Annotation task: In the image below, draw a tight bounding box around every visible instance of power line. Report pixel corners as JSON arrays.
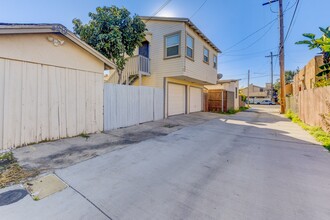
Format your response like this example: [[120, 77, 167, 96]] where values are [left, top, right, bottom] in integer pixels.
[[221, 47, 278, 57], [153, 0, 172, 16], [221, 1, 297, 56], [190, 0, 208, 19], [284, 0, 300, 42], [284, 0, 298, 12], [225, 20, 277, 54], [221, 17, 278, 54], [240, 74, 271, 80], [145, 0, 173, 23]]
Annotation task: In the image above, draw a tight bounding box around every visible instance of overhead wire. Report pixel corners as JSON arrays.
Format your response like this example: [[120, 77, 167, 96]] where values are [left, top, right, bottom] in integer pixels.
[[284, 0, 300, 42], [284, 0, 298, 12], [223, 20, 277, 54], [273, 0, 300, 73], [145, 0, 173, 23], [190, 0, 209, 19], [221, 1, 297, 57], [220, 17, 278, 54]]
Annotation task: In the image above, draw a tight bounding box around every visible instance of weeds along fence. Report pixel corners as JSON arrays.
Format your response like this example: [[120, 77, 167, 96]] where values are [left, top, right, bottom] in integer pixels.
[[104, 84, 164, 131]]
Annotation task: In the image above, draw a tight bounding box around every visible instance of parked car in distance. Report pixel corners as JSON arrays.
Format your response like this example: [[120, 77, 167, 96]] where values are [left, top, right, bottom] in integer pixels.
[[257, 100, 276, 105]]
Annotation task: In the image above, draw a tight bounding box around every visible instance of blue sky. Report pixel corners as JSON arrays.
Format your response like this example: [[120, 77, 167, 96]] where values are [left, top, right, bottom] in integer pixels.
[[1, 0, 329, 87]]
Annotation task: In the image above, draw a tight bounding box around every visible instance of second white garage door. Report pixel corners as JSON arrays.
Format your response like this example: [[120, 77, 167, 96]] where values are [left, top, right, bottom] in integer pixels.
[[189, 87, 202, 113], [168, 83, 186, 116]]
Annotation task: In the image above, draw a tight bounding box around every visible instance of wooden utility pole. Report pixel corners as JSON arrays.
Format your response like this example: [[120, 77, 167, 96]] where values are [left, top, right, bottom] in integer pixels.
[[279, 0, 286, 113], [263, 0, 286, 113], [265, 52, 278, 102], [247, 70, 250, 107]]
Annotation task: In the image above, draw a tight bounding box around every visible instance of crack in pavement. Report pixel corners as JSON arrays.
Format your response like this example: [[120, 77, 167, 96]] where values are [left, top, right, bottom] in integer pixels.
[[54, 173, 113, 220]]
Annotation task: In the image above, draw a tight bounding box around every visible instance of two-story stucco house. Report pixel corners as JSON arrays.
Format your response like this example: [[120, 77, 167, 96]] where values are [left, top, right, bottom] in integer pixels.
[[105, 16, 221, 117]]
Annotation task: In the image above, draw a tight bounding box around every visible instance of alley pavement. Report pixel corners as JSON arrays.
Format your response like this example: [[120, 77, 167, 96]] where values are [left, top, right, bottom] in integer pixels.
[[1, 106, 330, 220]]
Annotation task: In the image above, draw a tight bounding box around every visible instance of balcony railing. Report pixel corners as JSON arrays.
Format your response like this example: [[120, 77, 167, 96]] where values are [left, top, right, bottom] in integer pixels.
[[105, 55, 150, 85], [138, 55, 150, 74]]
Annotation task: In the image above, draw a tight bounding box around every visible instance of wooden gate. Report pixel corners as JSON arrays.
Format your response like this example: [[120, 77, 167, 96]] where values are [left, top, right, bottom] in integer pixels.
[[205, 89, 228, 112]]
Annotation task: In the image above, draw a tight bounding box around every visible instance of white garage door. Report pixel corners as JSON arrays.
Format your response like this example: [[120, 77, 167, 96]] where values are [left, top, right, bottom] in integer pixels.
[[190, 87, 202, 113], [168, 83, 186, 116]]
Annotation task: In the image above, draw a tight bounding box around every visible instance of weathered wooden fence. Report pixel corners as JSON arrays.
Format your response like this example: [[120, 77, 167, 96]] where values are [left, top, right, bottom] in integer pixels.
[[204, 89, 234, 112], [104, 84, 164, 131], [0, 58, 104, 151], [286, 86, 330, 131]]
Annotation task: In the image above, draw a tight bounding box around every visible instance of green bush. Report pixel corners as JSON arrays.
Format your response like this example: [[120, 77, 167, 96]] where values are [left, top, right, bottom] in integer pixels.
[[219, 106, 249, 115], [239, 106, 249, 111], [227, 108, 237, 114]]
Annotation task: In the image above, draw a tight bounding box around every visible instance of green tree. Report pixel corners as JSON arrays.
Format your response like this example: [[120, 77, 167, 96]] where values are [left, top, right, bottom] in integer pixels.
[[296, 27, 330, 77], [274, 78, 280, 91], [285, 68, 299, 84], [72, 6, 146, 84]]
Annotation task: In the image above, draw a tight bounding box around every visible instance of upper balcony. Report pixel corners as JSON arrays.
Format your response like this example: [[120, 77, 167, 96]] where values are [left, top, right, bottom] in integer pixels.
[[105, 55, 150, 84], [125, 55, 150, 76]]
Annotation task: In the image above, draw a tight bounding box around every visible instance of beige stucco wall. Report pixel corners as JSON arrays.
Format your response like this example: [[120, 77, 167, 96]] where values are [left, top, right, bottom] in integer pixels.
[[0, 33, 105, 73]]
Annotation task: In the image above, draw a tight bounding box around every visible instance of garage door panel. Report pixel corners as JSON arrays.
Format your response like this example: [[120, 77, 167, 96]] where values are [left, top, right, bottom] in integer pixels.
[[190, 87, 202, 113], [168, 83, 186, 116]]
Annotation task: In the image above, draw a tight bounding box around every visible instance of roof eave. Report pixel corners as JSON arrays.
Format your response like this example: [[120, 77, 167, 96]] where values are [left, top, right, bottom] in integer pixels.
[[139, 16, 221, 53]]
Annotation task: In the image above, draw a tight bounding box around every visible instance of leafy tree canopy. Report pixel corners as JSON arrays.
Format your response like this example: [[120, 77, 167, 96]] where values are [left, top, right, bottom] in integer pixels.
[[72, 6, 146, 83], [285, 69, 299, 84], [296, 26, 330, 77]]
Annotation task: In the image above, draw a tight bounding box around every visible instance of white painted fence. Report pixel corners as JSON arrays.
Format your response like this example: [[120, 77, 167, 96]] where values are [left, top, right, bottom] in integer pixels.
[[104, 84, 164, 131], [0, 58, 104, 151]]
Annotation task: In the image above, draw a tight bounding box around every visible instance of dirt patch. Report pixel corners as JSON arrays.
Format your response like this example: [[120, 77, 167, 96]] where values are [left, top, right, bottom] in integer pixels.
[[0, 152, 39, 188], [163, 124, 179, 128]]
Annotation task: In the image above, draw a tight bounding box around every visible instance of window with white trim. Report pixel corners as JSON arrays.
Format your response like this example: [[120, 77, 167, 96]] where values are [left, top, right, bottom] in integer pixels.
[[186, 34, 194, 59], [165, 33, 180, 58], [203, 47, 209, 63], [213, 55, 217, 69]]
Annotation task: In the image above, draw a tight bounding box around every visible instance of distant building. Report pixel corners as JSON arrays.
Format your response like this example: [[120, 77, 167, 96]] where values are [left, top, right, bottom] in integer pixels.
[[240, 83, 273, 104]]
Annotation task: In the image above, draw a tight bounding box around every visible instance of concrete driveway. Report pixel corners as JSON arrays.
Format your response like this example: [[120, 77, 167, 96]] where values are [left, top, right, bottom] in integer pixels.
[[1, 106, 330, 220]]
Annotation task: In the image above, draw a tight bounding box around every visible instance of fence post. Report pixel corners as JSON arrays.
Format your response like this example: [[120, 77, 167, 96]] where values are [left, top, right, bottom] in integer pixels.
[[221, 90, 224, 113]]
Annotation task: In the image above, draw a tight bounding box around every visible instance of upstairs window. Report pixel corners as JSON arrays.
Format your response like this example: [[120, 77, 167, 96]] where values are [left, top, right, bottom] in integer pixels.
[[213, 55, 217, 69], [203, 47, 209, 64], [165, 32, 180, 58], [186, 34, 194, 59]]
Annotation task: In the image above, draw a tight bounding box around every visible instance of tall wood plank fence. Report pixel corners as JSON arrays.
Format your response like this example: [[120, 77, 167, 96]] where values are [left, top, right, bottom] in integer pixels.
[[204, 90, 234, 112], [286, 86, 330, 131], [0, 58, 103, 151], [104, 84, 164, 131]]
